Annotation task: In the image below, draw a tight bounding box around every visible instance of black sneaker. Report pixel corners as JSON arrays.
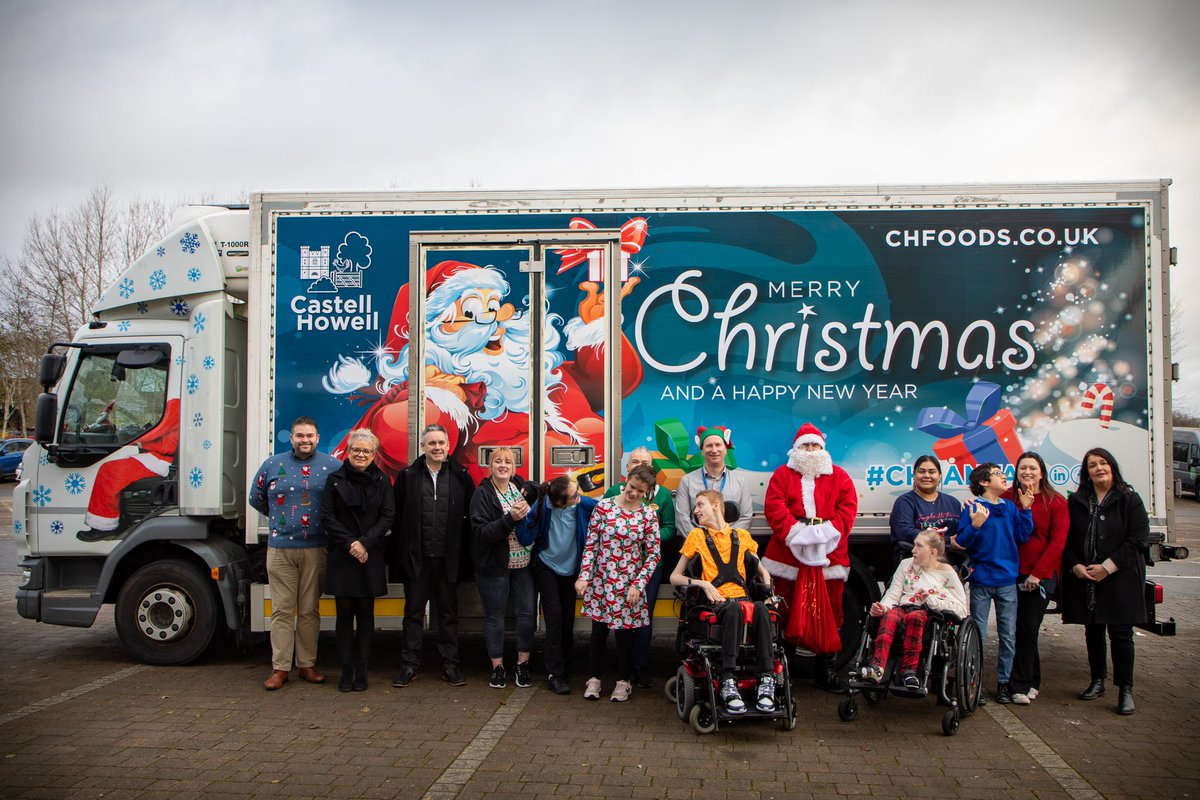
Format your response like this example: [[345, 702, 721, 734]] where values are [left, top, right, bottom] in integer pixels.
[[547, 674, 571, 695], [391, 667, 416, 688], [515, 661, 532, 688], [442, 666, 466, 687], [634, 671, 654, 690], [489, 665, 507, 689], [995, 684, 1013, 704]]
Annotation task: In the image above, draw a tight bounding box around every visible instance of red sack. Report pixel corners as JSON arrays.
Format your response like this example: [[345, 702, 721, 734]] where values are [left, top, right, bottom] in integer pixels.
[[783, 564, 841, 654]]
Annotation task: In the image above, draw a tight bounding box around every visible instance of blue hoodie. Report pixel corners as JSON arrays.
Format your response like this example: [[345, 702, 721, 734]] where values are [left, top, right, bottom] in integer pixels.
[[955, 497, 1033, 587]]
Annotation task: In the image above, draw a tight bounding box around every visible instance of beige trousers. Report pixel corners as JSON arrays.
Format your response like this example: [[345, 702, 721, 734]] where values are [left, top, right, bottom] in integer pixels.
[[267, 546, 327, 671]]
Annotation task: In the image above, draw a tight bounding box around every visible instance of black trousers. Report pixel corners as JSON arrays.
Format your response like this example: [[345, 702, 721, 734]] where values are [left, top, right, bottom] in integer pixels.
[[718, 600, 775, 677], [1009, 586, 1050, 694], [334, 596, 374, 668], [588, 621, 635, 681], [402, 556, 459, 669], [533, 558, 577, 679], [1085, 623, 1135, 688]]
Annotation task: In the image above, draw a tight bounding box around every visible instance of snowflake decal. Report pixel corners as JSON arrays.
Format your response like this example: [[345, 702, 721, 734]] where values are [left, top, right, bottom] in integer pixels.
[[156, 245, 166, 257], [39, 452, 49, 466], [13, 520, 21, 535], [137, 302, 149, 315], [180, 232, 201, 254], [202, 439, 212, 450], [50, 520, 64, 536], [149, 269, 167, 291], [193, 412, 204, 428], [119, 277, 136, 299], [117, 321, 131, 332], [170, 297, 189, 317], [192, 311, 206, 333], [174, 355, 186, 366], [33, 485, 52, 507], [202, 355, 215, 370], [65, 473, 87, 495], [189, 467, 204, 488], [187, 267, 202, 283], [187, 374, 200, 394]]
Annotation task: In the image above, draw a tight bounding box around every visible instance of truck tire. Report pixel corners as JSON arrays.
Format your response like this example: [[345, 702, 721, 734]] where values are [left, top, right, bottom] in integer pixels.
[[115, 559, 221, 665]]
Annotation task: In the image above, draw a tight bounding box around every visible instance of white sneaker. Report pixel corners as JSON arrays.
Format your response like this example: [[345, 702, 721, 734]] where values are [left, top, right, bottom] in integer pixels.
[[720, 678, 746, 714], [756, 674, 777, 712], [1027, 687, 1039, 701], [610, 680, 632, 702], [583, 677, 602, 701], [1011, 692, 1031, 705]]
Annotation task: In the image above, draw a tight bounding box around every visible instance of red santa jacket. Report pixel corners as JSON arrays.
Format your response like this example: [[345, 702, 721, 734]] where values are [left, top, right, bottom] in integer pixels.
[[762, 463, 858, 581]]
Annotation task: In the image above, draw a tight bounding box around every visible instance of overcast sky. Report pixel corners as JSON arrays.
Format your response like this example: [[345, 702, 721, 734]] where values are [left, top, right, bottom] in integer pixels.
[[2, 0, 1199, 407]]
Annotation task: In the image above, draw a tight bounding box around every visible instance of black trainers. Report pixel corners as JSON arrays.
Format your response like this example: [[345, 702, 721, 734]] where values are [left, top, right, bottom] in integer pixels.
[[634, 671, 654, 690], [391, 666, 416, 688], [514, 661, 532, 688], [995, 683, 1013, 704], [489, 665, 507, 689], [901, 672, 920, 691]]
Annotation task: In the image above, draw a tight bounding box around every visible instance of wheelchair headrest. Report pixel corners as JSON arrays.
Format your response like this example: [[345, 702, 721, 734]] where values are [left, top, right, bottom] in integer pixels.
[[723, 500, 741, 524]]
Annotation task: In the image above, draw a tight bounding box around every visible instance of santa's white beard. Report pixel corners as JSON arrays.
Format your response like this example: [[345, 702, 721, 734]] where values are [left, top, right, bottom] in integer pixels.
[[788, 447, 833, 477]]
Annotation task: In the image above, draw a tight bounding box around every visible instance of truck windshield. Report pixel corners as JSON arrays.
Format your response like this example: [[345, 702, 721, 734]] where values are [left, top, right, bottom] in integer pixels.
[[60, 347, 170, 446]]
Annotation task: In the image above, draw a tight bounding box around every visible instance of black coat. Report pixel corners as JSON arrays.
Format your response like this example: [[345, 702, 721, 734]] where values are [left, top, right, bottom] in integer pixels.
[[1060, 486, 1148, 626], [322, 462, 394, 598], [469, 475, 534, 578], [391, 456, 474, 584]]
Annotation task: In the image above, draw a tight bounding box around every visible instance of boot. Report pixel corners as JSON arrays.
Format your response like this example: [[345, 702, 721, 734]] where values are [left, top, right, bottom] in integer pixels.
[[353, 663, 368, 692], [338, 665, 354, 693], [1116, 686, 1135, 715], [813, 654, 848, 694], [1079, 678, 1106, 700]]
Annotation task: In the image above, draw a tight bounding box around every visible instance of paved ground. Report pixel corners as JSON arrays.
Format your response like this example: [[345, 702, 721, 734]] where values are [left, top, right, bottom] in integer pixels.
[[1, 488, 1198, 799]]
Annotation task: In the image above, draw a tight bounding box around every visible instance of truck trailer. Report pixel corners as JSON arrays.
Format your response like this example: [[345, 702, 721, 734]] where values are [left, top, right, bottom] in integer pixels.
[[13, 182, 1184, 665]]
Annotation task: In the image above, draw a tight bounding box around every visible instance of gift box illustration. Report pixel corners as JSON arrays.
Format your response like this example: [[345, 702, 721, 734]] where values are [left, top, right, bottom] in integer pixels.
[[650, 418, 737, 490], [916, 382, 1023, 468]]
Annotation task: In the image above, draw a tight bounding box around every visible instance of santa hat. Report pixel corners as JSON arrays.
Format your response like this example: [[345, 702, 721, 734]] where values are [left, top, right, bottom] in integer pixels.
[[696, 425, 733, 449], [385, 260, 503, 353], [792, 422, 825, 448]]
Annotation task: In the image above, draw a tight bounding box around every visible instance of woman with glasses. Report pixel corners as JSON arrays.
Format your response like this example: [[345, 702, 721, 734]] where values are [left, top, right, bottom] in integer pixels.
[[1061, 448, 1148, 715], [321, 429, 394, 692]]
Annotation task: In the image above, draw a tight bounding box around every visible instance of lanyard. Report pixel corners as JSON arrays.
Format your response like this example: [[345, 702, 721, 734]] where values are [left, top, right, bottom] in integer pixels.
[[701, 470, 727, 492]]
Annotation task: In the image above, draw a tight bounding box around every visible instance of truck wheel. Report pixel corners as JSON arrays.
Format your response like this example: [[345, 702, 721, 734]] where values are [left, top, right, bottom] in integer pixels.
[[115, 559, 221, 665]]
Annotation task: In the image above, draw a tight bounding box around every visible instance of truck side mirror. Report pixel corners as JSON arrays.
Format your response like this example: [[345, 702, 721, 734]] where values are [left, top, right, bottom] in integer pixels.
[[38, 353, 66, 389], [34, 392, 58, 445]]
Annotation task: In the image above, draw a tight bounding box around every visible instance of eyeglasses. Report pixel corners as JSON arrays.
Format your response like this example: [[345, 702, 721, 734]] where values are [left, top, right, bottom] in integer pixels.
[[349, 448, 375, 456]]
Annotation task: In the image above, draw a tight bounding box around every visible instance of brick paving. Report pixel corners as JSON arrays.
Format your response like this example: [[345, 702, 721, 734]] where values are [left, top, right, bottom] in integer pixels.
[[1, 496, 1198, 798]]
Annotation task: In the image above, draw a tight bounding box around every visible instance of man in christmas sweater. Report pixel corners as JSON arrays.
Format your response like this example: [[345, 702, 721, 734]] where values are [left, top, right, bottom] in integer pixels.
[[762, 423, 859, 692], [249, 416, 341, 690], [324, 260, 643, 483]]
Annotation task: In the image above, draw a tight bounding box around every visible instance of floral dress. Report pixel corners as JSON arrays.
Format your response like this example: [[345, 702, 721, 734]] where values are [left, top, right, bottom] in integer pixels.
[[578, 498, 660, 628]]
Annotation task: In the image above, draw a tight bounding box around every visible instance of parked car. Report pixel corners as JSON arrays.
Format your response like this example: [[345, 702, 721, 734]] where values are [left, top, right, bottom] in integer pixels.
[[0, 438, 33, 481], [1175, 427, 1200, 499]]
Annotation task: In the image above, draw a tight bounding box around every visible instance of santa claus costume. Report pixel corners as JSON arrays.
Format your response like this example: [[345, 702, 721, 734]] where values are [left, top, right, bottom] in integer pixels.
[[762, 423, 859, 688]]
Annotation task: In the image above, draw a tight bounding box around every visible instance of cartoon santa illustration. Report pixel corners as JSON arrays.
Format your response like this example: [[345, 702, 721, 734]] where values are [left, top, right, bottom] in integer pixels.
[[325, 258, 643, 483]]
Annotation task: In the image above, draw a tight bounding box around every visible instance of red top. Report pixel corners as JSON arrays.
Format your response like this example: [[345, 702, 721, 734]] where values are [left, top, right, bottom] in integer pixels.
[[1002, 488, 1068, 580]]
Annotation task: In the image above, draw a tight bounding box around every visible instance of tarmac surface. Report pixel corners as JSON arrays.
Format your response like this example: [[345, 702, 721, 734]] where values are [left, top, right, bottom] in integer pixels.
[[1, 487, 1199, 799]]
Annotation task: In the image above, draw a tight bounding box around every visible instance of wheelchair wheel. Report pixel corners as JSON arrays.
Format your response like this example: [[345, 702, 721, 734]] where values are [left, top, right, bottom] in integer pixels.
[[664, 674, 678, 704], [954, 617, 983, 716], [942, 709, 960, 736], [837, 697, 858, 722], [689, 702, 717, 735], [676, 668, 696, 721]]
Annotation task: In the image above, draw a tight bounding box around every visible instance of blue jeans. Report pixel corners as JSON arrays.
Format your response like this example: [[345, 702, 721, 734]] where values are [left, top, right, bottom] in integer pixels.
[[969, 582, 1018, 686], [476, 566, 536, 660]]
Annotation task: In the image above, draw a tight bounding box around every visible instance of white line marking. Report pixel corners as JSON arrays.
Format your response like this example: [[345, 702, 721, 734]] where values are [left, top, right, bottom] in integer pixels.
[[421, 688, 535, 800], [0, 664, 150, 727], [982, 702, 1102, 799]]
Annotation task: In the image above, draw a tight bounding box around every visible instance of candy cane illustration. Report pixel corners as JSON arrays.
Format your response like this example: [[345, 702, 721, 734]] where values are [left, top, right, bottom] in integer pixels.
[[1080, 382, 1114, 429]]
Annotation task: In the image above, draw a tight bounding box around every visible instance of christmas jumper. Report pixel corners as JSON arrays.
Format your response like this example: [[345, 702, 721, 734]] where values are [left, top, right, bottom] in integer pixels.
[[880, 557, 968, 618], [249, 450, 341, 548]]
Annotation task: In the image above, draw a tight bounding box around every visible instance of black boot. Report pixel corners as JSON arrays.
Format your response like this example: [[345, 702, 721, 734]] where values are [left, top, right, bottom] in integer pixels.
[[1079, 678, 1106, 700], [813, 654, 848, 694], [353, 663, 368, 692], [338, 665, 354, 693], [1116, 686, 1135, 715]]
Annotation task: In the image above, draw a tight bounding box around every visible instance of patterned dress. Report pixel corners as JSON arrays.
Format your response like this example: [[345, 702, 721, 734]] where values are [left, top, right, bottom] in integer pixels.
[[579, 498, 660, 628]]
